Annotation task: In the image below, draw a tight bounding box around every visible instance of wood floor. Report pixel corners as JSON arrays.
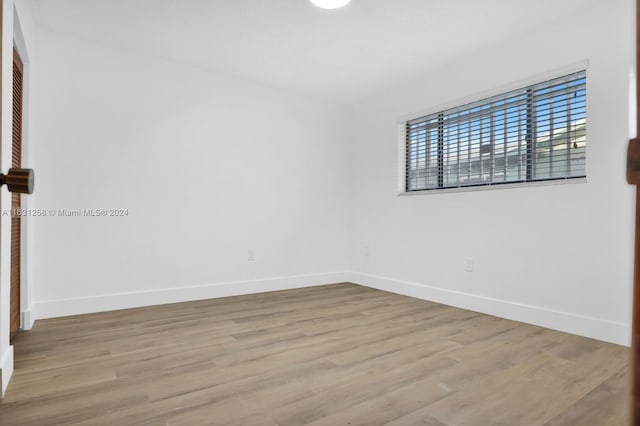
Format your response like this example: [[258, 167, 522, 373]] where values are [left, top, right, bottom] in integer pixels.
[[0, 283, 630, 425]]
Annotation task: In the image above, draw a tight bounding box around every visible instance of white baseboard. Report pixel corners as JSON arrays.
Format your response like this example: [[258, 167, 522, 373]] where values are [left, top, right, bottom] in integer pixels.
[[33, 271, 349, 320], [0, 345, 14, 397], [349, 272, 631, 347], [21, 310, 34, 331], [29, 270, 630, 346]]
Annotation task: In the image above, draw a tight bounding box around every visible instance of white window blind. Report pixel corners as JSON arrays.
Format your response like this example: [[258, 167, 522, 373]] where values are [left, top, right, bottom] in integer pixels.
[[405, 71, 586, 192]]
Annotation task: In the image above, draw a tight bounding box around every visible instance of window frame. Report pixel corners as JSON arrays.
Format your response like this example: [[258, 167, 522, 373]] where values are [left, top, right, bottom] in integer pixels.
[[398, 63, 589, 195]]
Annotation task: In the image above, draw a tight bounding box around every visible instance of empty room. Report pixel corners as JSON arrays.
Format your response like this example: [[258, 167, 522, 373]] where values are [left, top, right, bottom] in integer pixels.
[[0, 0, 637, 424]]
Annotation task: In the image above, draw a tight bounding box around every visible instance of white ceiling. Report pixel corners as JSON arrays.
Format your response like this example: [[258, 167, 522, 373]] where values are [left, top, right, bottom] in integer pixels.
[[30, 0, 601, 104]]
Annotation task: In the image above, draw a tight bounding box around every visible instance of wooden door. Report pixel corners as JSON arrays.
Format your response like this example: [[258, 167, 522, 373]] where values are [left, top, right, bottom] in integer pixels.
[[10, 48, 23, 340]]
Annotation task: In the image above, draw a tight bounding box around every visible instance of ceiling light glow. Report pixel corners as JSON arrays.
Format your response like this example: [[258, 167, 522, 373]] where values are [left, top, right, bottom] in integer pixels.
[[310, 0, 351, 9]]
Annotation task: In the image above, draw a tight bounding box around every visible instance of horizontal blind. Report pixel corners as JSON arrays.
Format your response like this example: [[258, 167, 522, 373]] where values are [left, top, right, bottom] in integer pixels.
[[405, 71, 586, 192]]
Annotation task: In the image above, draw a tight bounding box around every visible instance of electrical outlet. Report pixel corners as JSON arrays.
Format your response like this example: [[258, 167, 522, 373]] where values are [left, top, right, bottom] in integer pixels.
[[248, 250, 255, 262], [364, 246, 371, 257], [464, 257, 473, 272]]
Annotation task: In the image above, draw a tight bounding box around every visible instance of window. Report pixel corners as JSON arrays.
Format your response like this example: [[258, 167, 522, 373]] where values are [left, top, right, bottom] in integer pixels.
[[404, 71, 586, 192]]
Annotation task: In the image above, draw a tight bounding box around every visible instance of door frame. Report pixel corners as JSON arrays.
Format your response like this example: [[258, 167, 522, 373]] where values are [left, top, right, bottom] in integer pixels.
[[630, 0, 639, 422], [0, 0, 34, 396], [11, 5, 31, 332]]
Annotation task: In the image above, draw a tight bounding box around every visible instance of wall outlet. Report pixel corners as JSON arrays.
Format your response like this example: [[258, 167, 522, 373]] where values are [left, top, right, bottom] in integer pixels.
[[364, 246, 371, 257], [464, 257, 473, 272], [248, 250, 255, 262]]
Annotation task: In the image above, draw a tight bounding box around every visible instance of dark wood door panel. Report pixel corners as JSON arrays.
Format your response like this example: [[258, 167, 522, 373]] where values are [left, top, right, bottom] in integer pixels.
[[10, 48, 23, 341]]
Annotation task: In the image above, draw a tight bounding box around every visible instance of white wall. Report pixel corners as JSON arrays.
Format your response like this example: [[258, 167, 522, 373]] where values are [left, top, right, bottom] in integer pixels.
[[348, 0, 634, 346], [31, 30, 350, 319]]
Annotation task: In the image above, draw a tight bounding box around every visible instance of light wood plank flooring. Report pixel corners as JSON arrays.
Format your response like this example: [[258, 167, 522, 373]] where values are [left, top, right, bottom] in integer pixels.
[[0, 283, 630, 425]]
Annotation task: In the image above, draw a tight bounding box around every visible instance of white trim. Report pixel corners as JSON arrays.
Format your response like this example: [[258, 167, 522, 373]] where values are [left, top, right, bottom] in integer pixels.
[[33, 272, 349, 320], [396, 60, 590, 124], [397, 122, 407, 194], [20, 310, 33, 331], [0, 345, 13, 397], [12, 8, 28, 62], [349, 272, 630, 347], [398, 177, 587, 196]]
